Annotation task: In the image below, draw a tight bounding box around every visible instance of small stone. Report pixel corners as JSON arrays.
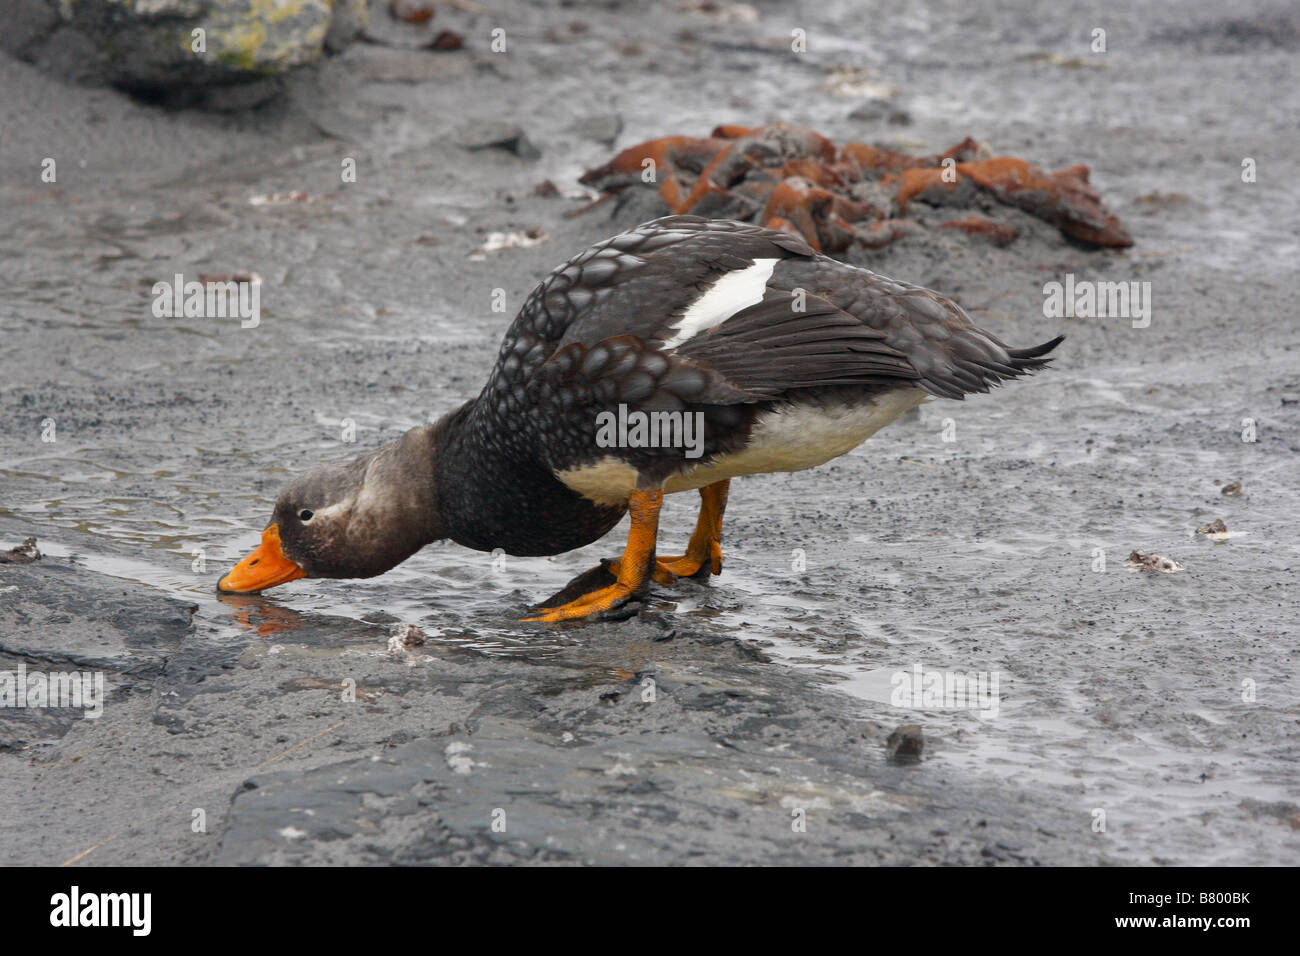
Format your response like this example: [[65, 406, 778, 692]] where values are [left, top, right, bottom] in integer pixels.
[[1126, 550, 1184, 573], [426, 30, 464, 51], [389, 0, 435, 23], [470, 228, 549, 258], [197, 271, 262, 286], [569, 113, 624, 147], [679, 1, 760, 23], [0, 537, 40, 564], [886, 724, 924, 764], [387, 624, 427, 651], [1195, 518, 1229, 537], [848, 97, 912, 126], [456, 122, 541, 160]]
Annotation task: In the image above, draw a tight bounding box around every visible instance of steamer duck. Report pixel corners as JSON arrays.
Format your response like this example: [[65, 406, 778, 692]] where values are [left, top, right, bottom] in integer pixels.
[[218, 216, 1062, 621]]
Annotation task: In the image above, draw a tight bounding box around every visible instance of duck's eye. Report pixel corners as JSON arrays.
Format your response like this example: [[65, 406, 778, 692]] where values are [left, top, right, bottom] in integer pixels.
[[298, 509, 314, 522]]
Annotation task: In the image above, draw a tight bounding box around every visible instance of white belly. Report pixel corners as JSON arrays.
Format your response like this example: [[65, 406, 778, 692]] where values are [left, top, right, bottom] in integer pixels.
[[556, 389, 927, 506]]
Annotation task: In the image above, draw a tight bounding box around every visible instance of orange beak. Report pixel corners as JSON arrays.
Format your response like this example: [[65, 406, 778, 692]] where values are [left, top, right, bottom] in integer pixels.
[[217, 524, 305, 593]]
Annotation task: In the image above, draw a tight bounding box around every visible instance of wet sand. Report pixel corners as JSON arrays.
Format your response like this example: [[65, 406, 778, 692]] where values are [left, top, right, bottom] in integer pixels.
[[1, 0, 1298, 865]]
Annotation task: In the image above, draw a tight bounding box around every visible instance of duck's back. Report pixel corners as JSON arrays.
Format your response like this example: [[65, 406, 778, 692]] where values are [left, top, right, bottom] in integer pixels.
[[440, 215, 1060, 551]]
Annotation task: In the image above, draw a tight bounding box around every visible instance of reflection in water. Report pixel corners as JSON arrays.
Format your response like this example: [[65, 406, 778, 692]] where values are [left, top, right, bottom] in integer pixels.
[[217, 591, 307, 638]]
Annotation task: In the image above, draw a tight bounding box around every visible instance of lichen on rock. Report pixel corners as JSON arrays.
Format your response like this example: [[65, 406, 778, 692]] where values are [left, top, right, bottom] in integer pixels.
[[8, 0, 367, 98]]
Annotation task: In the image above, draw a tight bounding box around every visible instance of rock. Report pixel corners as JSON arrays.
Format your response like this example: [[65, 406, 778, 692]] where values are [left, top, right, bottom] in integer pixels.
[[426, 30, 465, 51], [1126, 550, 1184, 573], [1195, 518, 1229, 537], [456, 121, 542, 160], [0, 560, 197, 748], [569, 113, 624, 148], [9, 0, 368, 97], [0, 537, 40, 564], [387, 623, 427, 651], [387, 0, 434, 24], [848, 97, 913, 126], [886, 724, 924, 764], [469, 227, 548, 259]]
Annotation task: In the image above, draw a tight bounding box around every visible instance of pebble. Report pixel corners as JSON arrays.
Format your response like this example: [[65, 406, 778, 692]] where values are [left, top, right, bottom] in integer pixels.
[[887, 724, 924, 764]]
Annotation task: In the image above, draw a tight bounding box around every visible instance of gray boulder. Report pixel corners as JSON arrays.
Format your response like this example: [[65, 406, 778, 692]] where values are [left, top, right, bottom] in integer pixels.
[[1, 0, 368, 96]]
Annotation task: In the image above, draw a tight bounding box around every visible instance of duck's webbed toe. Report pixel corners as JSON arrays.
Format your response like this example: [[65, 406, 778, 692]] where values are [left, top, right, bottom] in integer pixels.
[[656, 550, 720, 580], [525, 570, 646, 623], [522, 489, 664, 623], [527, 559, 639, 620]]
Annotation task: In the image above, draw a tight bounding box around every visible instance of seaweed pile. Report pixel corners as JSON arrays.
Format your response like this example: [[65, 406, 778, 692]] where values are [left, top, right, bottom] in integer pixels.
[[579, 123, 1132, 254]]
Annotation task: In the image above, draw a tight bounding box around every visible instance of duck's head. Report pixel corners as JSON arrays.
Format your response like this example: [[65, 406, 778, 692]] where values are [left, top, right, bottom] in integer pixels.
[[217, 425, 444, 594]]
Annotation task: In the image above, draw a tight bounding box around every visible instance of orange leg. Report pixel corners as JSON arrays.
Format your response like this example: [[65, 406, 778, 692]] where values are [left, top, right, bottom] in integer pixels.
[[606, 480, 730, 583], [524, 489, 664, 623], [658, 480, 729, 578]]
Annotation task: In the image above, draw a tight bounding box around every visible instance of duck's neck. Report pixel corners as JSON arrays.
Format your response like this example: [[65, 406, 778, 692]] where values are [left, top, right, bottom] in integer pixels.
[[341, 419, 451, 572]]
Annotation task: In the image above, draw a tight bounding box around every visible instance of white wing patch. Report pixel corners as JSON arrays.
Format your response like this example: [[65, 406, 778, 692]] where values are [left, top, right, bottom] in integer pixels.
[[660, 258, 778, 350]]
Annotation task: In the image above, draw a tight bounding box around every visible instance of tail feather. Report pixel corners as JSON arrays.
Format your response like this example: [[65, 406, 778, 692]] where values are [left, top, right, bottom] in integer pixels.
[[1007, 334, 1066, 369], [915, 331, 1065, 399]]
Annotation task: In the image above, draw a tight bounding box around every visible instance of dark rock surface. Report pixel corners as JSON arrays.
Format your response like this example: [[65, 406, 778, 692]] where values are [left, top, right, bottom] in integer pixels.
[[0, 521, 1103, 865]]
